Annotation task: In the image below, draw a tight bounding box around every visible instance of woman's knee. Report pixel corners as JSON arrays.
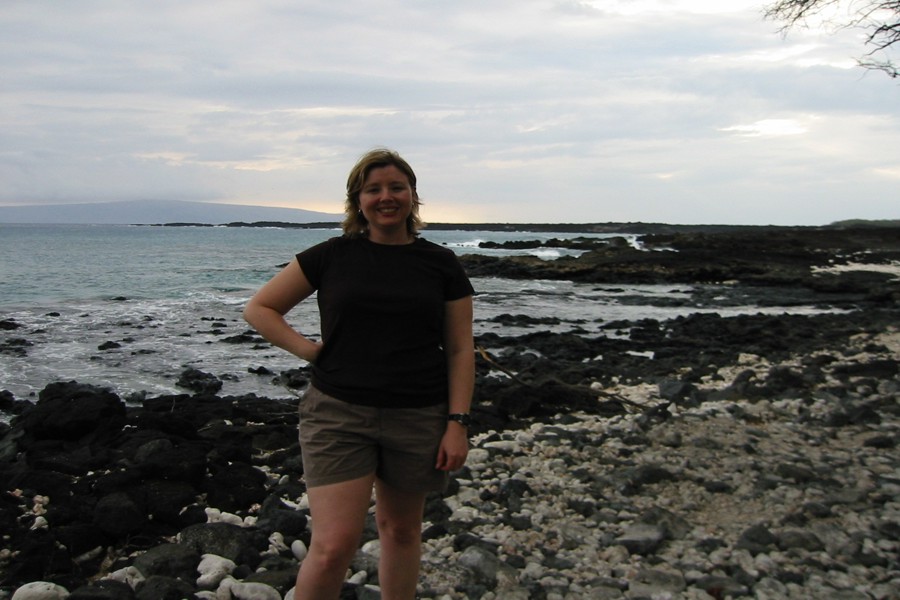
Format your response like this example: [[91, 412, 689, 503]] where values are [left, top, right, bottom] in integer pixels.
[[309, 533, 361, 567], [376, 517, 421, 546]]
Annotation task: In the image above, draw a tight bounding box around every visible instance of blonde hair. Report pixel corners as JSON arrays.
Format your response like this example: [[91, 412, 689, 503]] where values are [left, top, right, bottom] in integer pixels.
[[342, 148, 423, 237]]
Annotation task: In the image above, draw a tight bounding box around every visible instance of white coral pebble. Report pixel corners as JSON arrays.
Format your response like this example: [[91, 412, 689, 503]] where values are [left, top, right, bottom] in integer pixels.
[[11, 581, 70, 600], [266, 531, 289, 554], [105, 565, 145, 587], [215, 577, 282, 600], [205, 507, 244, 526], [290, 539, 308, 561], [197, 553, 236, 588]]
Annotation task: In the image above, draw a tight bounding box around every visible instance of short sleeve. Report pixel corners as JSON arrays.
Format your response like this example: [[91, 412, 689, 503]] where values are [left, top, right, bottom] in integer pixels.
[[442, 252, 475, 301], [296, 237, 340, 289]]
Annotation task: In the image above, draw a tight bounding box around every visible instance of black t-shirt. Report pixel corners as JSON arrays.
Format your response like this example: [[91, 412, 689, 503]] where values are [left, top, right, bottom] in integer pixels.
[[297, 236, 474, 408]]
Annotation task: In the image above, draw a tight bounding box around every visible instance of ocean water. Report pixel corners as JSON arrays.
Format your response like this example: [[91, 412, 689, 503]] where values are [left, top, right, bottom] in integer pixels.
[[0, 224, 830, 407]]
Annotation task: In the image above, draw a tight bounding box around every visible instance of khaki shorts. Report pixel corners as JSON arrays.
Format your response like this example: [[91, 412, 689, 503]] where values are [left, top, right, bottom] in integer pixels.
[[298, 386, 449, 492]]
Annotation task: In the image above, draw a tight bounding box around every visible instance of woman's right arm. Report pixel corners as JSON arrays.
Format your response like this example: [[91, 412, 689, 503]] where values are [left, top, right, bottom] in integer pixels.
[[243, 258, 322, 364]]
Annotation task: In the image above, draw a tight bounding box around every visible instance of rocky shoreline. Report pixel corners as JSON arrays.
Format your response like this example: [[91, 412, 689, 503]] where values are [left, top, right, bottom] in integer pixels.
[[1, 226, 898, 599]]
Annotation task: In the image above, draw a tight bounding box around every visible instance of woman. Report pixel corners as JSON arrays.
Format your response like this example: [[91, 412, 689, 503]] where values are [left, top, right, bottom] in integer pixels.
[[243, 148, 475, 599]]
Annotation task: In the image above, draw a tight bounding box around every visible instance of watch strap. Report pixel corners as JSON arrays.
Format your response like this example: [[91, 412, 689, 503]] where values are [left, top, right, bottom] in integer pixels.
[[448, 413, 471, 427]]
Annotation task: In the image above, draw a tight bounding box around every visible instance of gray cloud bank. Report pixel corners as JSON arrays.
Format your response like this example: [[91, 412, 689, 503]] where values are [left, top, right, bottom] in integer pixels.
[[1, 0, 898, 225]]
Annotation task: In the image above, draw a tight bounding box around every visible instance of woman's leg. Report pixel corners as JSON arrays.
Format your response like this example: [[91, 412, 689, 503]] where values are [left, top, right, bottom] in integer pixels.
[[294, 474, 376, 599], [374, 478, 427, 600]]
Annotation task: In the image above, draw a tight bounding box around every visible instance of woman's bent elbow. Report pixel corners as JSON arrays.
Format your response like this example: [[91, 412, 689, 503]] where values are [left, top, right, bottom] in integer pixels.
[[242, 304, 260, 328]]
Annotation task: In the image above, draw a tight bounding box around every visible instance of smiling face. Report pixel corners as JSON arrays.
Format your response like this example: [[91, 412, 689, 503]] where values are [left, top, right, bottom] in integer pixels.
[[357, 165, 417, 244], [342, 149, 423, 240]]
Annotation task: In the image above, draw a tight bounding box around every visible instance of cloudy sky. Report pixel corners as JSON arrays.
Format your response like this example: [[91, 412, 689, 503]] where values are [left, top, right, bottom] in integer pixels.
[[2, 0, 898, 225]]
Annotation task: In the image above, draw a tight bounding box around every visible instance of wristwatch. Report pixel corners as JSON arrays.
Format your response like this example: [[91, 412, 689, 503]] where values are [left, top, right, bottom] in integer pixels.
[[448, 413, 472, 427]]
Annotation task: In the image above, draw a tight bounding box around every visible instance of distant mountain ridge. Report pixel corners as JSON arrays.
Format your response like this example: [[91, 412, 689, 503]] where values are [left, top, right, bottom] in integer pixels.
[[0, 199, 342, 225]]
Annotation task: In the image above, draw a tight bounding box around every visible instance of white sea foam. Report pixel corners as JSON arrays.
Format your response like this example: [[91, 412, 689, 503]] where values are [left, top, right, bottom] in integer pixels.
[[812, 260, 900, 279]]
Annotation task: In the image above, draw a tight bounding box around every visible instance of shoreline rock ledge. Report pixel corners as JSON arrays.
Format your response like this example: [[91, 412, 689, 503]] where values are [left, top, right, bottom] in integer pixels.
[[1, 310, 898, 599]]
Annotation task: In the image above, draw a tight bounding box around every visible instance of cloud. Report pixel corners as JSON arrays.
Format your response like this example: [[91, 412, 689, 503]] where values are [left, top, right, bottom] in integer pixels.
[[720, 118, 810, 137], [0, 0, 898, 224]]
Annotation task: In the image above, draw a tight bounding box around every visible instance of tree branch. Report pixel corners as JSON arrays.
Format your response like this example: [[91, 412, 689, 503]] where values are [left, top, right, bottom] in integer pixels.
[[765, 0, 899, 79]]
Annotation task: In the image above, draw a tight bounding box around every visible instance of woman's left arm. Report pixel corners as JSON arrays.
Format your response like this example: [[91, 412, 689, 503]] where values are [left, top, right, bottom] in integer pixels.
[[435, 295, 475, 472]]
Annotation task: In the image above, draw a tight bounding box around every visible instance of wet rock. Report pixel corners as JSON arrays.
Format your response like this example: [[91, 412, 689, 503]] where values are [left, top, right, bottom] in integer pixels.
[[93, 492, 147, 537], [0, 390, 29, 416], [17, 382, 125, 442], [0, 337, 32, 357], [178, 523, 268, 570], [220, 331, 265, 344], [175, 368, 223, 394], [68, 579, 135, 599], [0, 318, 21, 330], [134, 575, 195, 600], [130, 543, 200, 583], [256, 495, 308, 537], [275, 368, 309, 389]]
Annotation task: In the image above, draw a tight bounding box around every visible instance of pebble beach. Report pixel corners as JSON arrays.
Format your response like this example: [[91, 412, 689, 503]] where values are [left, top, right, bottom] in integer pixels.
[[420, 322, 900, 599]]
